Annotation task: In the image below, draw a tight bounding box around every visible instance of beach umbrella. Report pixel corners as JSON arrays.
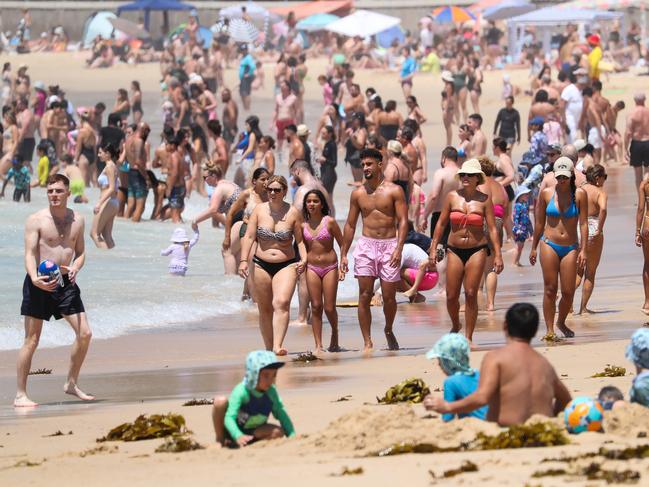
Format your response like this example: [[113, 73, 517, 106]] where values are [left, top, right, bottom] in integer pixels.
[[296, 13, 339, 32], [430, 6, 477, 24], [109, 17, 150, 39], [219, 2, 281, 23], [483, 0, 536, 21], [214, 17, 259, 43]]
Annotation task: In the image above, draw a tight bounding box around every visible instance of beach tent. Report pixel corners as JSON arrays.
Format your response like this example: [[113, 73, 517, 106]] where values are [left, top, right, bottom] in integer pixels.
[[376, 25, 405, 48], [325, 10, 401, 38], [557, 0, 649, 8], [296, 13, 339, 32], [483, 0, 536, 21], [219, 2, 281, 23], [116, 0, 195, 31], [507, 7, 623, 59], [82, 11, 119, 48], [271, 0, 353, 20]]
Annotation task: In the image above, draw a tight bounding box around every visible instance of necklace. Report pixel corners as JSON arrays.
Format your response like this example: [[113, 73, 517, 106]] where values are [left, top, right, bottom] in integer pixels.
[[51, 212, 72, 238]]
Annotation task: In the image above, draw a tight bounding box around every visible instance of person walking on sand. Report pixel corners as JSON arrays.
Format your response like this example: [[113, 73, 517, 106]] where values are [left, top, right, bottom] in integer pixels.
[[625, 92, 649, 192], [16, 174, 94, 407], [575, 164, 608, 315], [426, 303, 572, 426], [340, 148, 409, 351], [635, 173, 649, 315]]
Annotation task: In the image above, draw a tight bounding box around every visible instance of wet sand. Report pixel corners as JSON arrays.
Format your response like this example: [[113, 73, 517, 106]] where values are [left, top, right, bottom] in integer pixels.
[[0, 52, 648, 485]]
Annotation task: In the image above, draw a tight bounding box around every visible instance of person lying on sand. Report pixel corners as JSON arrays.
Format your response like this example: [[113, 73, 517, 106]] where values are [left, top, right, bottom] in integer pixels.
[[426, 303, 572, 426], [424, 333, 487, 422], [212, 351, 295, 447]]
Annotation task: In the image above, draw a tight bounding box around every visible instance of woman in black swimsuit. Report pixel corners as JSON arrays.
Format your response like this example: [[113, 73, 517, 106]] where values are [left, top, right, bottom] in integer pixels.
[[344, 112, 367, 183], [239, 175, 306, 355], [377, 100, 403, 144], [131, 80, 143, 124]]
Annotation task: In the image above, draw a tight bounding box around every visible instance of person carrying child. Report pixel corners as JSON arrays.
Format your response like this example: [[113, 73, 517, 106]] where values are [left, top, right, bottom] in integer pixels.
[[212, 350, 295, 447], [423, 333, 487, 421], [1, 157, 31, 201], [160, 227, 199, 276]]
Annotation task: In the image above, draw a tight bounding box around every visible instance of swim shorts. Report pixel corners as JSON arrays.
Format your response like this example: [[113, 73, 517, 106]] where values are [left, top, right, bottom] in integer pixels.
[[430, 211, 450, 246], [21, 274, 85, 321], [353, 236, 400, 282], [630, 140, 649, 167], [169, 185, 186, 209], [18, 137, 35, 164], [128, 169, 148, 199], [70, 179, 85, 198], [588, 126, 606, 150], [239, 76, 254, 97]]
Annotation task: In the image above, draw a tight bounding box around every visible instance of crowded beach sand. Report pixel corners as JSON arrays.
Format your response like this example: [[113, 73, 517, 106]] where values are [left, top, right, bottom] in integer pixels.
[[2, 10, 649, 485]]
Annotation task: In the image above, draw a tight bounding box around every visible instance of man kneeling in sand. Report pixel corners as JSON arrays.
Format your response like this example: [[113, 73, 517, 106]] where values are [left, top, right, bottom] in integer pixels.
[[425, 303, 571, 425]]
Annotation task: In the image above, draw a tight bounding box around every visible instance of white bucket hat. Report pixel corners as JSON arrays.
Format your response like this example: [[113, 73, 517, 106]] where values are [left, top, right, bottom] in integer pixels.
[[170, 228, 190, 243]]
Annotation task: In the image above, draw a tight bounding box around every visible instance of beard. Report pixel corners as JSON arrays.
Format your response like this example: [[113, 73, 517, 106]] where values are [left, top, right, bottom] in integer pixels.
[[364, 172, 374, 179]]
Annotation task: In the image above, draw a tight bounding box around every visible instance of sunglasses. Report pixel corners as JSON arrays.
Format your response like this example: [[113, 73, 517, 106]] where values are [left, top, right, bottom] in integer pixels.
[[267, 187, 283, 194], [556, 175, 569, 180], [458, 173, 476, 178]]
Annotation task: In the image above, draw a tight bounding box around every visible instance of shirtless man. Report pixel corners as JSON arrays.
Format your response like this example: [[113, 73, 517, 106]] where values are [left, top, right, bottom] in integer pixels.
[[467, 113, 487, 156], [150, 128, 172, 220], [343, 83, 365, 119], [605, 100, 625, 163], [164, 133, 186, 223], [581, 87, 606, 165], [285, 124, 305, 165], [421, 147, 460, 293], [425, 303, 571, 425], [625, 92, 649, 191], [16, 96, 36, 168], [398, 127, 420, 184], [340, 148, 409, 351], [124, 122, 150, 222], [290, 159, 333, 326], [528, 90, 556, 140], [221, 88, 238, 151], [404, 119, 428, 184], [207, 119, 229, 175], [42, 101, 68, 158], [16, 174, 94, 407]]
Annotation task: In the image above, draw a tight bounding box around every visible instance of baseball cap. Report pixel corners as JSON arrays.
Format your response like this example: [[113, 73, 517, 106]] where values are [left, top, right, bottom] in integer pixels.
[[529, 116, 544, 126], [573, 139, 587, 152], [554, 157, 574, 178]]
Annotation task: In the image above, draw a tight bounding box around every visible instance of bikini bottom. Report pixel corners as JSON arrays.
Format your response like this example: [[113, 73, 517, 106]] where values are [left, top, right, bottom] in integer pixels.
[[447, 244, 490, 265], [541, 236, 578, 259], [307, 262, 338, 279], [253, 255, 298, 278]]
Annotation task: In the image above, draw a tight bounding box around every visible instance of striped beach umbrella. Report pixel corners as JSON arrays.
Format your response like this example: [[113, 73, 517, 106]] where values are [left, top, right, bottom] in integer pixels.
[[430, 6, 477, 24], [214, 17, 259, 43]]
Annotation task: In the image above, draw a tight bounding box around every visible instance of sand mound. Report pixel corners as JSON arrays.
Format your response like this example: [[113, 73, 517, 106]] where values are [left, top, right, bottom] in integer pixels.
[[304, 404, 500, 455], [604, 403, 649, 438]]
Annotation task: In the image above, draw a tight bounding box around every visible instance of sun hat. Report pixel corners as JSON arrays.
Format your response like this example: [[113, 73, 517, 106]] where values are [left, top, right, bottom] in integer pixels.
[[296, 124, 310, 137], [47, 95, 61, 106], [76, 106, 90, 118], [529, 116, 544, 126], [456, 159, 486, 185], [387, 140, 402, 154], [426, 333, 474, 375], [546, 143, 562, 153], [188, 73, 203, 85], [18, 63, 28, 70], [441, 70, 454, 83], [513, 185, 532, 204], [170, 228, 190, 243], [33, 80, 45, 91], [554, 157, 574, 178], [573, 139, 587, 152], [626, 328, 649, 369], [503, 73, 510, 82]]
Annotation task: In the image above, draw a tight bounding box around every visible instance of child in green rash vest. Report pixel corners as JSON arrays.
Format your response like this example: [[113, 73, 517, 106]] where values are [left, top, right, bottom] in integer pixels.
[[212, 350, 295, 447]]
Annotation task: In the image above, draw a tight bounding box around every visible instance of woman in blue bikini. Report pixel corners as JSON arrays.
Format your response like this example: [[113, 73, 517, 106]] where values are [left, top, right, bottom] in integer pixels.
[[529, 157, 588, 340]]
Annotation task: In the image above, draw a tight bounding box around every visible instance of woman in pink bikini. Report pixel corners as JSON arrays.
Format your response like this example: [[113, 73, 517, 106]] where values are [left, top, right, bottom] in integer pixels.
[[302, 189, 344, 353]]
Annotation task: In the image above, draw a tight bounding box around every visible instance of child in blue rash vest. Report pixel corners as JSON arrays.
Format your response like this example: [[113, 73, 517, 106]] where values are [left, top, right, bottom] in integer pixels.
[[212, 350, 295, 447], [423, 333, 488, 421]]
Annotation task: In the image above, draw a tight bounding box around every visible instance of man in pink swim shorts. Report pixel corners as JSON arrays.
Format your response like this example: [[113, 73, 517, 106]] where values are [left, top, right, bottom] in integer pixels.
[[340, 148, 408, 351]]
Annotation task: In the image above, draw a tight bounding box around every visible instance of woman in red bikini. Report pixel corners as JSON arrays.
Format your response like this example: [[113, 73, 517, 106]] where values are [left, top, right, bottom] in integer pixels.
[[302, 189, 344, 353], [429, 159, 504, 347]]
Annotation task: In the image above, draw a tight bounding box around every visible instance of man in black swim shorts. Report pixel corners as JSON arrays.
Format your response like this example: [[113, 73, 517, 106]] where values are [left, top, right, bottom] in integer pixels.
[[16, 174, 94, 407], [625, 92, 649, 191]]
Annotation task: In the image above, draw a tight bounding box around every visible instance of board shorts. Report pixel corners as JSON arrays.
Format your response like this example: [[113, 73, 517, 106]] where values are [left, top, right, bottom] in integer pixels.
[[70, 179, 85, 198], [18, 137, 36, 163], [353, 236, 400, 282], [430, 211, 450, 246], [21, 274, 85, 321], [588, 125, 606, 150], [128, 169, 148, 199], [275, 118, 295, 140], [169, 185, 186, 209], [630, 140, 649, 168], [239, 75, 254, 97]]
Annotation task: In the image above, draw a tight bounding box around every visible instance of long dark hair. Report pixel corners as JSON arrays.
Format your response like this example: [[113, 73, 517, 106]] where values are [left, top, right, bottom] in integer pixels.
[[245, 115, 262, 140], [302, 189, 330, 221], [252, 167, 270, 182]]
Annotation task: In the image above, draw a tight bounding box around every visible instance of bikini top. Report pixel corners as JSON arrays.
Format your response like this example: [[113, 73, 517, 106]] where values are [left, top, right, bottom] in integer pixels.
[[97, 168, 118, 190], [493, 204, 505, 219], [303, 216, 332, 241], [450, 210, 484, 228], [546, 190, 578, 219], [257, 226, 293, 242]]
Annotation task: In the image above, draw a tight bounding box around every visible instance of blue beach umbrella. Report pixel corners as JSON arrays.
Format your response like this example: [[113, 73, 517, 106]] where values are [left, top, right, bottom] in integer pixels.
[[296, 13, 339, 32]]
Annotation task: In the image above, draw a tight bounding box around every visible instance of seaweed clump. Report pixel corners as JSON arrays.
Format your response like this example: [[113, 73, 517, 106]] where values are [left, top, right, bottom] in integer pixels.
[[583, 462, 640, 483], [331, 466, 364, 476], [476, 422, 569, 450], [182, 398, 213, 407], [97, 414, 187, 442], [591, 365, 626, 378], [377, 378, 430, 404], [43, 430, 73, 437], [543, 444, 649, 463], [293, 352, 319, 363], [377, 442, 462, 457], [430, 461, 479, 478], [155, 435, 204, 453], [28, 368, 52, 375]]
